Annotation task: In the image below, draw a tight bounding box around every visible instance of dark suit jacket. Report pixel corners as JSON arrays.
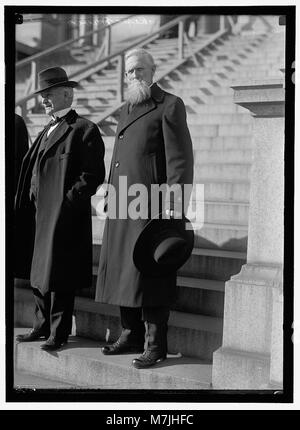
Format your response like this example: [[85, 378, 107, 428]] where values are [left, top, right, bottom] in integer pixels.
[[15, 109, 105, 294]]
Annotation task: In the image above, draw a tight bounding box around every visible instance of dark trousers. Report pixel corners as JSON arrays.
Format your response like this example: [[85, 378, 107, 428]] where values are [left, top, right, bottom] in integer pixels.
[[32, 288, 75, 342], [119, 306, 170, 353]]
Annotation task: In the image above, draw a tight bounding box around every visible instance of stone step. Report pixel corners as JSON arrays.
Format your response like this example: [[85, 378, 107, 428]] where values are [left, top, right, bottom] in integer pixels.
[[14, 329, 212, 389], [194, 162, 251, 181], [91, 241, 246, 281], [73, 299, 223, 361], [25, 96, 252, 137], [91, 216, 248, 252], [193, 135, 253, 150], [174, 71, 280, 85], [16, 253, 225, 319], [169, 70, 228, 82], [190, 124, 253, 138], [189, 86, 235, 97], [185, 103, 247, 115], [203, 61, 279, 73], [194, 148, 252, 163], [222, 65, 283, 74], [193, 222, 248, 251], [202, 200, 249, 226], [178, 252, 246, 281], [79, 81, 120, 91], [203, 95, 235, 105], [234, 46, 283, 60], [200, 179, 251, 202], [178, 67, 280, 78], [160, 77, 229, 91], [89, 73, 118, 83], [93, 175, 251, 204], [179, 249, 245, 280], [204, 56, 283, 66], [142, 48, 179, 57], [148, 38, 181, 45], [207, 48, 282, 58], [226, 70, 282, 79], [14, 288, 223, 362], [171, 87, 234, 98], [95, 272, 225, 317], [14, 369, 80, 389], [91, 194, 249, 225], [75, 110, 250, 128], [82, 271, 225, 318], [100, 134, 253, 151], [74, 89, 117, 99], [27, 114, 253, 135], [187, 113, 251, 125]]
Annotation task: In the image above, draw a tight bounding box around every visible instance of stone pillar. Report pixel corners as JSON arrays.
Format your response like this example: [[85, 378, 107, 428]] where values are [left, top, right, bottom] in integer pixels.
[[72, 14, 80, 39], [212, 79, 285, 389]]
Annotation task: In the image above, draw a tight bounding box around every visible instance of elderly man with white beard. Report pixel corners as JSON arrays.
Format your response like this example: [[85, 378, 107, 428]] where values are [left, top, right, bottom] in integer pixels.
[[95, 48, 194, 368]]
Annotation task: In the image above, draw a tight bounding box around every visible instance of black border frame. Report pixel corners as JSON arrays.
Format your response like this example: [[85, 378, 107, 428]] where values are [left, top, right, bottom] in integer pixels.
[[5, 5, 295, 405]]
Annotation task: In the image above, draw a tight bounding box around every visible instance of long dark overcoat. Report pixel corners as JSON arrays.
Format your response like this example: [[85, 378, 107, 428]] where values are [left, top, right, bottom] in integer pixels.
[[15, 109, 105, 295], [95, 83, 193, 307]]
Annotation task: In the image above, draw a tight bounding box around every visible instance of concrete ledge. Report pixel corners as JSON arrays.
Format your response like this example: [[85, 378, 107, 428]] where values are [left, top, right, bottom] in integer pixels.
[[14, 370, 80, 389], [14, 329, 212, 390], [14, 287, 223, 360], [212, 347, 271, 389]]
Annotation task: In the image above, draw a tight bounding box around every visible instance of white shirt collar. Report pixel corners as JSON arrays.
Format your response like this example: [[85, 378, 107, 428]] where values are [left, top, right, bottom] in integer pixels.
[[51, 107, 72, 121]]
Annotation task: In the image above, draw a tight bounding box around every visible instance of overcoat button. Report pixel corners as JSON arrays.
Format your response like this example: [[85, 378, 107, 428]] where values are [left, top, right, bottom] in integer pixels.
[[119, 134, 124, 139], [115, 161, 120, 167]]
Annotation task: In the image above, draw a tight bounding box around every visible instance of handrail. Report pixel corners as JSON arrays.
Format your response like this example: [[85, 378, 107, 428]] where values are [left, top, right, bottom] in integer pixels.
[[16, 14, 194, 107], [69, 15, 193, 80], [15, 15, 239, 119], [228, 15, 274, 35], [16, 14, 137, 69]]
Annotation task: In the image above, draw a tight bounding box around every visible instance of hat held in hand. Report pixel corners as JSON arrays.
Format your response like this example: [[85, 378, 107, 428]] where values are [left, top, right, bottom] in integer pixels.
[[34, 67, 78, 94], [133, 213, 194, 277]]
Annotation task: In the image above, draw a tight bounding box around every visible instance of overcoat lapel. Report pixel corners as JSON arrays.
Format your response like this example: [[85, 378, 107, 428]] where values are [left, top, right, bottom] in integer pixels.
[[117, 98, 156, 135], [39, 110, 76, 161]]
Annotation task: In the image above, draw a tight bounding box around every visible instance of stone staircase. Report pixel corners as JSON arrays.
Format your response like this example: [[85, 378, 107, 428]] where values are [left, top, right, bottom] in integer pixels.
[[14, 27, 285, 389], [16, 37, 135, 101]]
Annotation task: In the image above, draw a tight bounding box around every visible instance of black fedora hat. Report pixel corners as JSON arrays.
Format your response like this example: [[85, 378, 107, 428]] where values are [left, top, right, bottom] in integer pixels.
[[133, 213, 194, 277], [34, 67, 78, 94]]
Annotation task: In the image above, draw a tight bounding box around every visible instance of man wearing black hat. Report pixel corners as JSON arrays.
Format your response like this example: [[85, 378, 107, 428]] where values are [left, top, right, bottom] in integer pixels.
[[95, 49, 194, 368], [15, 67, 105, 351]]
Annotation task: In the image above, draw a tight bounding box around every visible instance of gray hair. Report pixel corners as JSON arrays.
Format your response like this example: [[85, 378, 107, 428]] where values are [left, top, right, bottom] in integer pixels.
[[125, 48, 156, 70], [61, 86, 74, 104]]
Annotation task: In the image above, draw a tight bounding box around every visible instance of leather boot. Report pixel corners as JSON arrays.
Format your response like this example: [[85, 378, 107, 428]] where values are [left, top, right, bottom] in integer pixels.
[[132, 322, 167, 368], [102, 329, 145, 355], [16, 328, 49, 342]]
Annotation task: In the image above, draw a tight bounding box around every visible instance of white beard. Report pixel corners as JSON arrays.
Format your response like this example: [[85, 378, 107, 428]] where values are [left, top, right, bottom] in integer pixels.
[[125, 79, 151, 106]]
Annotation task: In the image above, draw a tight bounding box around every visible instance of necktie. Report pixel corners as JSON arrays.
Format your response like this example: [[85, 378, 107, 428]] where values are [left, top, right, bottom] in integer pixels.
[[48, 116, 62, 126]]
